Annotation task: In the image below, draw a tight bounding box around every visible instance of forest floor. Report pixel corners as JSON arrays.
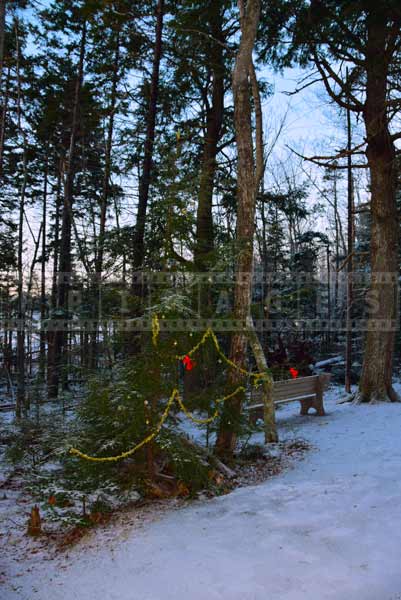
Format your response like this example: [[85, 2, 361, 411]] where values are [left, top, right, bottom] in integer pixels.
[[2, 382, 401, 600]]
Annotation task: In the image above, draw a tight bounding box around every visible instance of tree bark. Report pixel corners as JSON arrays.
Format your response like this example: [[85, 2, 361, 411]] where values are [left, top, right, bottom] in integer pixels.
[[215, 0, 267, 458], [47, 165, 61, 395], [0, 0, 5, 85], [91, 27, 120, 367], [0, 0, 7, 177], [194, 3, 224, 273], [345, 70, 354, 394], [16, 144, 27, 418], [356, 9, 400, 403], [49, 21, 86, 398], [39, 156, 48, 378], [15, 20, 26, 418], [246, 315, 277, 442], [132, 0, 164, 273], [0, 62, 9, 179]]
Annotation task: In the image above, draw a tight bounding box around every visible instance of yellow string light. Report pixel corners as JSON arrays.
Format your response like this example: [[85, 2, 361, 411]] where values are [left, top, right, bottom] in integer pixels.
[[70, 316, 271, 463], [70, 389, 179, 463], [176, 327, 270, 386], [151, 314, 160, 347], [176, 385, 245, 425], [69, 385, 245, 462]]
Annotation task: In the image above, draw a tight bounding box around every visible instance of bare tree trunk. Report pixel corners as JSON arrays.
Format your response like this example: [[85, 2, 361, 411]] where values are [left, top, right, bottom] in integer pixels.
[[333, 174, 339, 312], [47, 166, 61, 395], [16, 145, 27, 418], [91, 28, 120, 367], [132, 0, 164, 273], [215, 0, 274, 458], [259, 186, 271, 350], [15, 19, 27, 418], [49, 22, 86, 398], [39, 156, 48, 378], [0, 62, 9, 179], [194, 3, 224, 273], [326, 244, 331, 346], [345, 75, 354, 394], [0, 0, 10, 178], [0, 0, 5, 84], [356, 10, 399, 403]]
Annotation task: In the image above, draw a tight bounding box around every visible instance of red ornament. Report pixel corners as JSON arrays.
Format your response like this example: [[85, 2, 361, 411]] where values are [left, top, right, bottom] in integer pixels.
[[182, 355, 196, 371], [289, 367, 299, 379]]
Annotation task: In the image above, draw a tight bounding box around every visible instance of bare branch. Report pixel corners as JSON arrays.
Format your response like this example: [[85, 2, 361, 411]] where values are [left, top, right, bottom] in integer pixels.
[[283, 76, 322, 96], [175, 28, 234, 52], [313, 51, 364, 113], [287, 146, 369, 169], [287, 139, 366, 161]]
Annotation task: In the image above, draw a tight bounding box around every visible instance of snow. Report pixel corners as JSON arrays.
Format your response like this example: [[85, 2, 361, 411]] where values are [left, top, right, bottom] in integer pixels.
[[2, 383, 401, 600], [313, 356, 344, 368]]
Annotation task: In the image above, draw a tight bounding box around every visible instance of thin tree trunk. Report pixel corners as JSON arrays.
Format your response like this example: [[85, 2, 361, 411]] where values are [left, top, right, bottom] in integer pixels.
[[246, 315, 277, 442], [26, 223, 43, 299], [356, 10, 399, 403], [194, 4, 224, 273], [260, 187, 270, 349], [0, 0, 5, 85], [50, 167, 62, 308], [0, 63, 9, 176], [326, 244, 331, 346], [50, 21, 86, 398], [16, 146, 27, 418], [15, 20, 27, 417], [345, 75, 354, 394], [132, 0, 164, 273], [92, 28, 120, 367], [333, 174, 339, 312], [47, 166, 62, 395], [40, 156, 48, 378]]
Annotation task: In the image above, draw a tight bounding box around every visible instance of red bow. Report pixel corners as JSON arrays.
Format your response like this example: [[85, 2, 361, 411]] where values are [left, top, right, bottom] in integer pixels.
[[182, 355, 196, 371], [289, 367, 299, 379]]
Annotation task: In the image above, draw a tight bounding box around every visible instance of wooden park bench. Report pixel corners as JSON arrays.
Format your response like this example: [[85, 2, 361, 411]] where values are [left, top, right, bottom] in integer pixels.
[[248, 373, 331, 422]]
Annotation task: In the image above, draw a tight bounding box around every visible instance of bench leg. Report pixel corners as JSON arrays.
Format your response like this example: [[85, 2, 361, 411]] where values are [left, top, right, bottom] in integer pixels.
[[300, 398, 313, 415], [313, 382, 325, 416], [300, 396, 325, 416], [314, 402, 325, 416]]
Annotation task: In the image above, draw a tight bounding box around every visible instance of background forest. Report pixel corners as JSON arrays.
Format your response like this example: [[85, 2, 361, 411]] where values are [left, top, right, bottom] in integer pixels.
[[0, 0, 400, 525]]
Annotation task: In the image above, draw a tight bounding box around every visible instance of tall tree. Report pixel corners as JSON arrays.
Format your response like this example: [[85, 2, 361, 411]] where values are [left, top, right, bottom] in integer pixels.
[[132, 0, 164, 273], [216, 0, 277, 458], [263, 0, 401, 403], [356, 5, 400, 402], [48, 14, 87, 397], [192, 2, 225, 272]]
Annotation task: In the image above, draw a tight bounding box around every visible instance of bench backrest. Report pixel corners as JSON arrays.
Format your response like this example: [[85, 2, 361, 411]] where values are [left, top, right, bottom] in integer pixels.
[[272, 373, 330, 401]]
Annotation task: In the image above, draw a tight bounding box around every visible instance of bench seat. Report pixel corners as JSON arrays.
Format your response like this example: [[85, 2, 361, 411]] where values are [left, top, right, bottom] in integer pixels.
[[248, 373, 331, 419]]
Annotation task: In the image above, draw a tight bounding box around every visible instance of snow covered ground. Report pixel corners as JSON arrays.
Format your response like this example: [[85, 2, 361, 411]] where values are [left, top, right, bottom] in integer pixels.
[[2, 383, 401, 600]]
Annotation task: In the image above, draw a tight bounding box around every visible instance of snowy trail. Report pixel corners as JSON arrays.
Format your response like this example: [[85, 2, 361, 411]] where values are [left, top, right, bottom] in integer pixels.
[[3, 387, 401, 600]]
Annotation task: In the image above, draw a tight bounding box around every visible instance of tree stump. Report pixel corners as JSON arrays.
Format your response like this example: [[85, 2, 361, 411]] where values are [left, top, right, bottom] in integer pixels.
[[27, 505, 41, 536]]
